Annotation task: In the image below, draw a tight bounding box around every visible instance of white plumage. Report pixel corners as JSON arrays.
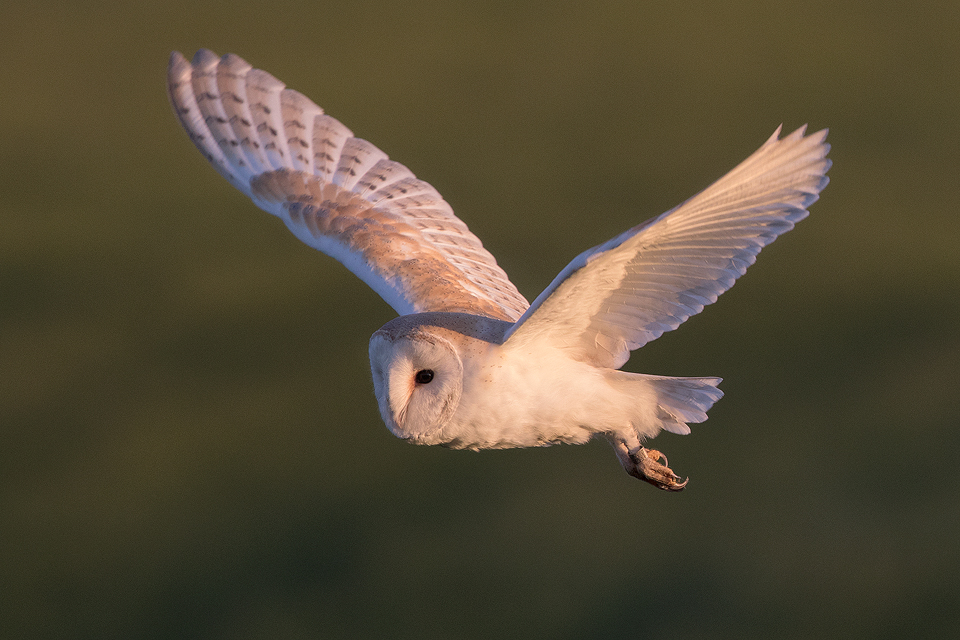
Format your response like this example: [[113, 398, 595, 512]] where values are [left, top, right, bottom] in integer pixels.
[[168, 49, 830, 490]]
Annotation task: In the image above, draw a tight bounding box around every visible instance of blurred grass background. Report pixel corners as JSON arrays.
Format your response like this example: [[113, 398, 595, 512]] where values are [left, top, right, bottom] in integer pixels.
[[2, 0, 958, 638]]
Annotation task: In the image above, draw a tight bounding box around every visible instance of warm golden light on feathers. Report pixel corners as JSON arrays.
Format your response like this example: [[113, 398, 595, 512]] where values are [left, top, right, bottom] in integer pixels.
[[168, 49, 830, 490]]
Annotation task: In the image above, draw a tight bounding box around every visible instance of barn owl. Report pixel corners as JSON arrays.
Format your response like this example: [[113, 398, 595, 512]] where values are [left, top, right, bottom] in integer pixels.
[[168, 49, 830, 490]]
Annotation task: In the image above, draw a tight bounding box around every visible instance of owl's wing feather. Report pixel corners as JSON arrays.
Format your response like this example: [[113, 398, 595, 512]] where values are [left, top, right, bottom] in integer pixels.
[[504, 126, 830, 368], [168, 49, 528, 321]]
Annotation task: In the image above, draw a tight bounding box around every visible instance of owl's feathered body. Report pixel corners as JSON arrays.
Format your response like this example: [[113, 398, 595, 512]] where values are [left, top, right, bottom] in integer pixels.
[[370, 312, 720, 454], [168, 49, 830, 490]]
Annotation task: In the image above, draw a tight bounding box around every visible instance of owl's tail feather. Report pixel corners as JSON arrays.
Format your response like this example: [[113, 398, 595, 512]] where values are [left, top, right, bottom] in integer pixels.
[[648, 375, 724, 435], [605, 371, 723, 438]]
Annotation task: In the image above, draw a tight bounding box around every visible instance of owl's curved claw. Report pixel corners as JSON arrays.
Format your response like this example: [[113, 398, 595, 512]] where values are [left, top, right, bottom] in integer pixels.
[[610, 440, 688, 491], [647, 448, 668, 468], [633, 448, 688, 491]]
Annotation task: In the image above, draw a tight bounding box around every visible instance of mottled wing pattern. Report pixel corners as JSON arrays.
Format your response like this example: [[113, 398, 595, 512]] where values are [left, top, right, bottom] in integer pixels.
[[505, 126, 831, 368], [168, 49, 528, 321]]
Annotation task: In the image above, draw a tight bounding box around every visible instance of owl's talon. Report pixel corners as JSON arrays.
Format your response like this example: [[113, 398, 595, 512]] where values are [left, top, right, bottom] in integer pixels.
[[610, 440, 688, 490], [645, 448, 668, 468], [632, 447, 687, 491]]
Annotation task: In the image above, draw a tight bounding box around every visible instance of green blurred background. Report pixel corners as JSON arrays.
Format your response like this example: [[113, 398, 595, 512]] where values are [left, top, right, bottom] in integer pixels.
[[2, 0, 958, 638]]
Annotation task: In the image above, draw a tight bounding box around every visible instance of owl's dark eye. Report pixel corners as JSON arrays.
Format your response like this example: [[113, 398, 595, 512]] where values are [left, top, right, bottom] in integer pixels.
[[414, 369, 435, 384]]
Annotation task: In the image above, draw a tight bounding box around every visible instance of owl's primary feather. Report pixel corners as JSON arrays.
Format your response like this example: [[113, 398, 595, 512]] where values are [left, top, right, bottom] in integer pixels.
[[168, 49, 830, 490], [168, 49, 528, 321], [506, 126, 830, 369]]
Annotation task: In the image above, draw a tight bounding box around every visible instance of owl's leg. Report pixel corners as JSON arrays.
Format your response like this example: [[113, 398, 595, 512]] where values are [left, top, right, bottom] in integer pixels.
[[609, 438, 688, 491]]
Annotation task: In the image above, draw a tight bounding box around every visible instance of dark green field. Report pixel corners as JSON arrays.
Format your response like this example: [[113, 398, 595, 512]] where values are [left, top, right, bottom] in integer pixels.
[[2, 1, 958, 637]]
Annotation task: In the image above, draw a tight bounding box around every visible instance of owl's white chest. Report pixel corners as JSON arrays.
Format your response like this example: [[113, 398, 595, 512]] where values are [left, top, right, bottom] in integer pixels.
[[436, 342, 615, 450]]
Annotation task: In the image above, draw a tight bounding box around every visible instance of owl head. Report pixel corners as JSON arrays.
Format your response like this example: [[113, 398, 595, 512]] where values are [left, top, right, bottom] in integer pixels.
[[369, 326, 464, 444]]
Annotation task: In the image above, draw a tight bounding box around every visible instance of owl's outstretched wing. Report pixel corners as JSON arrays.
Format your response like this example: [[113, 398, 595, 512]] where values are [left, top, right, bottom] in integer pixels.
[[504, 125, 830, 368], [168, 49, 528, 322]]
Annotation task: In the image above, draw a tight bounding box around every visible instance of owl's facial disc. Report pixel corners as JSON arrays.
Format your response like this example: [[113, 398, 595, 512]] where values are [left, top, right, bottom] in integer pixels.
[[369, 329, 463, 443]]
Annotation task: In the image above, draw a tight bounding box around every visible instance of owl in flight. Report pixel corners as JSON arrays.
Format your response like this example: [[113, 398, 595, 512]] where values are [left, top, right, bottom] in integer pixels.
[[168, 49, 830, 490]]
